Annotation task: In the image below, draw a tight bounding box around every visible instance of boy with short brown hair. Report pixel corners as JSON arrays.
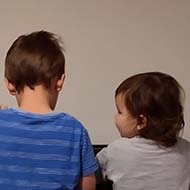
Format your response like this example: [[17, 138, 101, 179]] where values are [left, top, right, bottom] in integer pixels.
[[0, 30, 98, 190]]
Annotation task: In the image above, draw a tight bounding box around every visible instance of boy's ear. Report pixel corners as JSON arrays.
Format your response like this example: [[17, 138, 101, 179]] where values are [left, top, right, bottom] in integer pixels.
[[56, 74, 65, 92], [136, 114, 147, 131], [5, 79, 17, 96]]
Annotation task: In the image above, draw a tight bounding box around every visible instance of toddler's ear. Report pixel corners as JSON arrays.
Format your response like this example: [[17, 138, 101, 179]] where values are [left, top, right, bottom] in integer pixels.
[[137, 114, 147, 131], [5, 79, 17, 96]]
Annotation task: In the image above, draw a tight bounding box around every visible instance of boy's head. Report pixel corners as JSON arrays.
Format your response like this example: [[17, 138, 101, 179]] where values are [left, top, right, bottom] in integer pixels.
[[115, 72, 185, 147], [5, 30, 65, 93]]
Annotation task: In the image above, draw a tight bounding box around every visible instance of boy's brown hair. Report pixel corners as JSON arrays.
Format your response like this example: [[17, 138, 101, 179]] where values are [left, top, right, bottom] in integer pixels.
[[115, 72, 185, 147], [5, 30, 65, 93]]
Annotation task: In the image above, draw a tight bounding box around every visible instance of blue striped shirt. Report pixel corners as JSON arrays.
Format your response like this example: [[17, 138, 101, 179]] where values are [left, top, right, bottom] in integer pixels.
[[0, 108, 98, 190]]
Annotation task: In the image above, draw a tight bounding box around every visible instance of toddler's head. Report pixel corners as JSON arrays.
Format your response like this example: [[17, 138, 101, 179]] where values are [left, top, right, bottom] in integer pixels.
[[114, 72, 184, 147]]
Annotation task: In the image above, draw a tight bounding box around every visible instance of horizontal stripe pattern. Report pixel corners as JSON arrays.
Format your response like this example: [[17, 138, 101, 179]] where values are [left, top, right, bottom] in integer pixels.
[[0, 164, 78, 175], [0, 178, 61, 189], [0, 150, 79, 161], [0, 134, 80, 147], [0, 120, 82, 133], [0, 109, 98, 190]]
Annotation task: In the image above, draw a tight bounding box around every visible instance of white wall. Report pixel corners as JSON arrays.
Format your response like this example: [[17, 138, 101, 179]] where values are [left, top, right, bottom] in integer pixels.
[[0, 0, 189, 143]]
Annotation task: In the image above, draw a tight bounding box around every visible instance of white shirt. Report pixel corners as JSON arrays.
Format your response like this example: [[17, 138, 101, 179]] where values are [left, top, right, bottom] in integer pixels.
[[97, 137, 190, 190]]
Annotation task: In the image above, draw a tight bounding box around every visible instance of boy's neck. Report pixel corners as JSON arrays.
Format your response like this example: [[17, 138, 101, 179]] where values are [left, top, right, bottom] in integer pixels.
[[16, 85, 56, 114]]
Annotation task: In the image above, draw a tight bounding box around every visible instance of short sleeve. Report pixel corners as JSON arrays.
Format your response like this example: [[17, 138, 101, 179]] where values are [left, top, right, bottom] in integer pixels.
[[80, 128, 98, 176], [96, 147, 109, 178]]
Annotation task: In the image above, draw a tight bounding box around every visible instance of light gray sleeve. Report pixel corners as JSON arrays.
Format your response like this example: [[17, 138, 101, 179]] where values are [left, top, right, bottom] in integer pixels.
[[96, 147, 109, 178]]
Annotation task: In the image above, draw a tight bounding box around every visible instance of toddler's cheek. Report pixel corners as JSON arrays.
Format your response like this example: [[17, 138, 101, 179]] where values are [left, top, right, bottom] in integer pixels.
[[114, 114, 118, 123]]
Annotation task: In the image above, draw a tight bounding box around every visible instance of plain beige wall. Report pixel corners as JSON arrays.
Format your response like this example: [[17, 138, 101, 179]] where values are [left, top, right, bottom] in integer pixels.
[[0, 0, 189, 143]]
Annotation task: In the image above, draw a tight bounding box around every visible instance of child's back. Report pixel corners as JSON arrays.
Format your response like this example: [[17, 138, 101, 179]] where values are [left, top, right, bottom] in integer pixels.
[[97, 72, 190, 190], [0, 31, 98, 190], [98, 136, 190, 190], [0, 109, 97, 190]]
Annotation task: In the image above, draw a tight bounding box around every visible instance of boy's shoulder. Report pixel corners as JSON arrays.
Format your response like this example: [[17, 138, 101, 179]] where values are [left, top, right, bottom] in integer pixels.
[[0, 108, 86, 131]]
